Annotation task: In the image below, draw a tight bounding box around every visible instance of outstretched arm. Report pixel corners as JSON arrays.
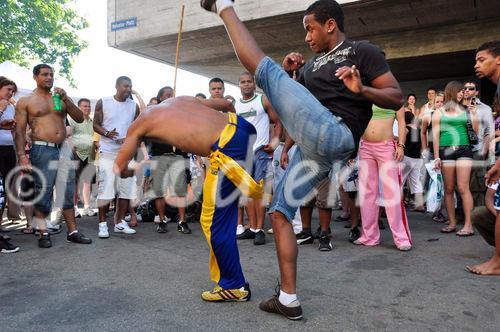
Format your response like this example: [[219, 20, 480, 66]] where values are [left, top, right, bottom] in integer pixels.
[[114, 130, 142, 178], [198, 97, 235, 113]]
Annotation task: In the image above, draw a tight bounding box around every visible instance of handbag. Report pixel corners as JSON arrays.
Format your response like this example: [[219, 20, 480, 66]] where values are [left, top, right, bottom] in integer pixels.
[[465, 110, 478, 145]]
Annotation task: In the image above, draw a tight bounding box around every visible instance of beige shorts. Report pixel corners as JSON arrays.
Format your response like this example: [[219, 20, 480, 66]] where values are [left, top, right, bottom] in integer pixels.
[[97, 152, 137, 200], [302, 177, 337, 209], [151, 154, 188, 198]]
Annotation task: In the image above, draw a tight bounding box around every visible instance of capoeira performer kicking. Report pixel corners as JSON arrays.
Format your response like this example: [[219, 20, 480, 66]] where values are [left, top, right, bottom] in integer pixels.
[[200, 0, 404, 320], [114, 97, 263, 302]]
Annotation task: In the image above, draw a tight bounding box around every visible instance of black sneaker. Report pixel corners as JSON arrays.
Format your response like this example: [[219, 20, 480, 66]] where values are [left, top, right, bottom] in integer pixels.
[[348, 227, 361, 243], [296, 231, 313, 245], [254, 230, 266, 245], [259, 295, 303, 320], [157, 221, 168, 233], [177, 221, 192, 234], [318, 233, 332, 251], [237, 228, 255, 240], [0, 237, 19, 253], [38, 233, 52, 248], [67, 231, 92, 244], [313, 226, 331, 239]]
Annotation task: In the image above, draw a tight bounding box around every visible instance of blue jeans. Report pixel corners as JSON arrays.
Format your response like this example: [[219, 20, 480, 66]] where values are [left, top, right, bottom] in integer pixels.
[[30, 143, 77, 214], [255, 56, 355, 222]]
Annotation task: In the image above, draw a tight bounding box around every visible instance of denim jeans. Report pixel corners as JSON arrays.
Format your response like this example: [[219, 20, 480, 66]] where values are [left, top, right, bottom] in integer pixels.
[[30, 143, 76, 214], [255, 56, 355, 222]]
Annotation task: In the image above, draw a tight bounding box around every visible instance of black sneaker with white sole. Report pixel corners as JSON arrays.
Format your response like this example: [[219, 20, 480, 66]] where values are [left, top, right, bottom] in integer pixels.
[[157, 221, 168, 233], [67, 231, 92, 244], [237, 228, 255, 240], [200, 0, 234, 13], [313, 226, 331, 239], [296, 231, 313, 245], [0, 237, 19, 253], [254, 230, 266, 245], [177, 221, 192, 234], [318, 233, 333, 251], [348, 227, 361, 243], [38, 233, 52, 248]]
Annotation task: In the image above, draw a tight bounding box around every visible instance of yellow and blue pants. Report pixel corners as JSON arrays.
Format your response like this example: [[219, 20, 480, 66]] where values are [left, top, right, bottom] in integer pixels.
[[201, 113, 263, 289]]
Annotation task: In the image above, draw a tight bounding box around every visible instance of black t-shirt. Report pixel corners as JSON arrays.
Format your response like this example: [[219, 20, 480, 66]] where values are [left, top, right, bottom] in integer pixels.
[[405, 126, 421, 159], [150, 141, 186, 157], [298, 39, 390, 149]]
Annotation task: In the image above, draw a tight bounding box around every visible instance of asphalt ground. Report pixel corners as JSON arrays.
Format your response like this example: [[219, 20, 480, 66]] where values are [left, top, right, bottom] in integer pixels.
[[1, 210, 499, 331]]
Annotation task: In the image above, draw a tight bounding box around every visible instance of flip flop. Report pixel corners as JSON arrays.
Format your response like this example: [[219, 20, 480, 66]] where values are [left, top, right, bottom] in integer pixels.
[[465, 266, 480, 275], [440, 226, 456, 233], [456, 230, 475, 237], [22, 226, 35, 235]]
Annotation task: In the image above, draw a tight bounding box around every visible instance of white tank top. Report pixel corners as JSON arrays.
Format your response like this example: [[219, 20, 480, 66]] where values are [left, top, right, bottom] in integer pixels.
[[235, 94, 269, 152], [0, 104, 14, 146], [100, 96, 137, 154]]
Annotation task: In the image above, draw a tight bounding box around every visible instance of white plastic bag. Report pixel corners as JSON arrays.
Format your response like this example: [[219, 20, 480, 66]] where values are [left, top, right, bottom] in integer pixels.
[[425, 161, 443, 213]]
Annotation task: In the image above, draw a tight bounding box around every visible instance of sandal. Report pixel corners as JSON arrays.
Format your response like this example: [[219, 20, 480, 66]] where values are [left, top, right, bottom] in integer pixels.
[[440, 226, 456, 233], [22, 225, 35, 235], [456, 229, 475, 237]]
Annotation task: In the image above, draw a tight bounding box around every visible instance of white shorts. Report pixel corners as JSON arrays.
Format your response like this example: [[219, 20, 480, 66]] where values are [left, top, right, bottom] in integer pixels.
[[97, 152, 137, 200]]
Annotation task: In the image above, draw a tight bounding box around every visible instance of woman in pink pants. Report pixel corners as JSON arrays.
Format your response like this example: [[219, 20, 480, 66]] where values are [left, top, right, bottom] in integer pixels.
[[355, 105, 413, 251]]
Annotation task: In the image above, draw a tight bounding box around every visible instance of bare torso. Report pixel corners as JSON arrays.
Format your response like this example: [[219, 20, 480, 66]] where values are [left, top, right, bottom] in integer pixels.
[[22, 92, 68, 144], [362, 117, 396, 142], [136, 97, 229, 156]]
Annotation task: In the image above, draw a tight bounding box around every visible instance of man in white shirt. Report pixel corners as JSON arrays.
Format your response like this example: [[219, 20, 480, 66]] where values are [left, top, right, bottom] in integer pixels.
[[93, 76, 140, 238]]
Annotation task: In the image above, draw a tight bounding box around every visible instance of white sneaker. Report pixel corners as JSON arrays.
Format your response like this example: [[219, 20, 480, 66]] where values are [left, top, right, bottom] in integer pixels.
[[124, 215, 132, 222], [154, 215, 160, 223], [114, 221, 136, 234], [98, 222, 109, 239], [398, 245, 412, 251], [236, 224, 245, 236], [84, 208, 97, 217], [136, 214, 142, 222], [75, 209, 81, 218]]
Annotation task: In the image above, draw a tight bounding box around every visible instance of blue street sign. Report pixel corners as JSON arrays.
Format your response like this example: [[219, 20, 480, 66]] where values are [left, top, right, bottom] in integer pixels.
[[111, 17, 137, 31]]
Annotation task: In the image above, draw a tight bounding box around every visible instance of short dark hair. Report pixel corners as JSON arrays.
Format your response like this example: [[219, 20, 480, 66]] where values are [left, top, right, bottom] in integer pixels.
[[477, 41, 500, 57], [0, 76, 17, 94], [116, 76, 131, 86], [33, 64, 53, 76], [239, 72, 254, 82], [407, 93, 416, 100], [209, 77, 224, 85], [157, 86, 173, 101], [464, 78, 479, 89], [305, 0, 345, 32], [77, 98, 91, 106], [426, 87, 437, 93], [195, 93, 207, 99]]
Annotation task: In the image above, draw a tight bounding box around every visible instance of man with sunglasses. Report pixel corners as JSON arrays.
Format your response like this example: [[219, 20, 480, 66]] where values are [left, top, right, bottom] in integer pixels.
[[463, 80, 494, 207]]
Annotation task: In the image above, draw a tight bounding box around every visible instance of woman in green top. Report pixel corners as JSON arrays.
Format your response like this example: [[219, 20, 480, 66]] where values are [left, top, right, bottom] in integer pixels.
[[432, 81, 478, 236]]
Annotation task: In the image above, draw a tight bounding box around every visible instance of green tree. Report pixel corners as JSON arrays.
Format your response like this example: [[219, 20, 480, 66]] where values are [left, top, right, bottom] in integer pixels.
[[0, 0, 88, 85]]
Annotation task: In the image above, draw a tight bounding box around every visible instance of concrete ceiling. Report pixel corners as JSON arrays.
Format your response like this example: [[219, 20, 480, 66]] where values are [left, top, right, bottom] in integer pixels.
[[115, 0, 500, 84]]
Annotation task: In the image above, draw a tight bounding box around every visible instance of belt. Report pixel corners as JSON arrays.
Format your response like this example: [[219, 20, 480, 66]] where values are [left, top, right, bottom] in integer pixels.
[[441, 145, 469, 151], [33, 140, 61, 148]]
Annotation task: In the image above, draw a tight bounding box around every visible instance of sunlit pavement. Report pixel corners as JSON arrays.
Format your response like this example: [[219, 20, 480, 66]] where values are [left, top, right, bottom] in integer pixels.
[[1, 211, 498, 331]]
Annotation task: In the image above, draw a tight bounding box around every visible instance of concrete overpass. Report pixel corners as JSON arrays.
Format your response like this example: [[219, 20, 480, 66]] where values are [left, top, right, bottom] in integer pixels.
[[107, 0, 500, 102]]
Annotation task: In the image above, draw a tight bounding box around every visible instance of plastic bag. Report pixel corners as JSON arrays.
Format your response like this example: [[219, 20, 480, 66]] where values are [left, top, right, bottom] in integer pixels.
[[425, 161, 443, 213]]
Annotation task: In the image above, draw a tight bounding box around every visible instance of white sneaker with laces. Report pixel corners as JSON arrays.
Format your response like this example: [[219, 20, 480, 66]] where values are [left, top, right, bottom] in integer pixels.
[[236, 224, 245, 236], [114, 220, 136, 234], [98, 222, 109, 238], [124, 215, 132, 222], [84, 208, 97, 217]]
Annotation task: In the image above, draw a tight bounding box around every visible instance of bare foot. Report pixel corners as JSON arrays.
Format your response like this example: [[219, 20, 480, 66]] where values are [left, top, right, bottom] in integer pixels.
[[466, 257, 500, 275]]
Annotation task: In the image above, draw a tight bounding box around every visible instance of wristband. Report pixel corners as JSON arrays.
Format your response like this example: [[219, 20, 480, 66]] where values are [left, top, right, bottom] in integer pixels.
[[397, 143, 405, 149]]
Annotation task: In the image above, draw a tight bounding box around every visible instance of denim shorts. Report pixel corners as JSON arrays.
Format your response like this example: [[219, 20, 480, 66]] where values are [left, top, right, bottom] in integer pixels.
[[252, 146, 272, 182], [30, 143, 76, 214], [255, 56, 355, 222]]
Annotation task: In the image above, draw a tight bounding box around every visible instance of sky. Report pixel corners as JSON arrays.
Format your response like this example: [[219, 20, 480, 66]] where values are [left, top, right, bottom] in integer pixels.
[[58, 0, 240, 101]]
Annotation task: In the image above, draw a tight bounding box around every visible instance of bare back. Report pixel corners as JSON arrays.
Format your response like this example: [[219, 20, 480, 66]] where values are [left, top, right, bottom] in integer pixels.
[[19, 92, 68, 143], [135, 97, 229, 156]]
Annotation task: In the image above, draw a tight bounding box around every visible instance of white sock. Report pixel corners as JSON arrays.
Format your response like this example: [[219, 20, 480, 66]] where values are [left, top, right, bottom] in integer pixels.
[[250, 228, 257, 233], [68, 230, 78, 236], [99, 222, 107, 227], [255, 228, 262, 233], [216, 0, 234, 15], [278, 290, 297, 306]]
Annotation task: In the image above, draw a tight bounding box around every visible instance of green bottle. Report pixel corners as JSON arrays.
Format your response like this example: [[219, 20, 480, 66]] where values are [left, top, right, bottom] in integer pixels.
[[52, 93, 62, 111]]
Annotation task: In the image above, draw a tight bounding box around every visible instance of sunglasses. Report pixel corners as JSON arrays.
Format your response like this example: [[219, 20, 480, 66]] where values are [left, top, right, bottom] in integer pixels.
[[464, 86, 476, 91]]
